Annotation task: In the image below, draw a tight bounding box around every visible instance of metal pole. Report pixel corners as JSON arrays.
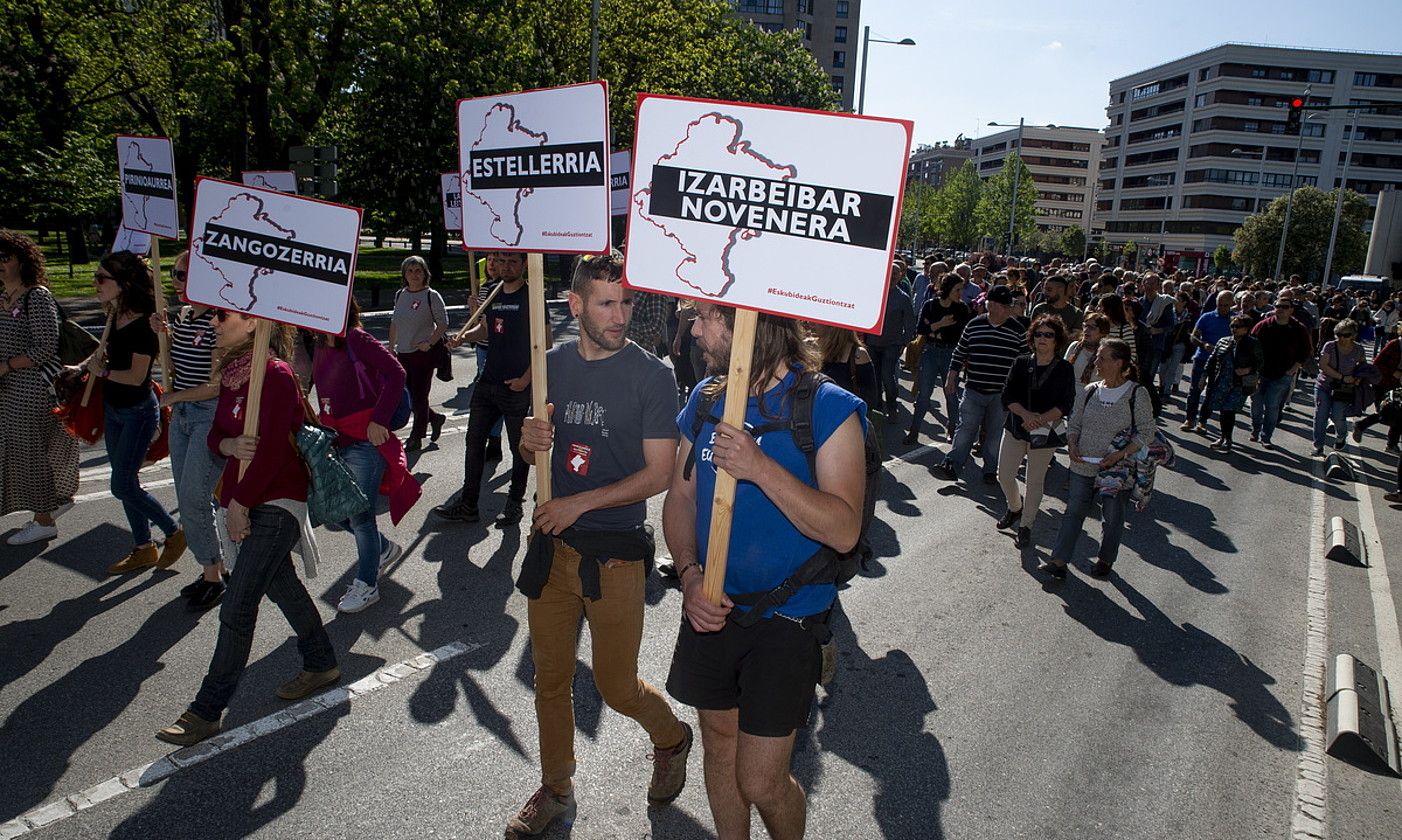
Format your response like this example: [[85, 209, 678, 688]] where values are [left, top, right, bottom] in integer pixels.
[[1322, 110, 1358, 289], [1252, 149, 1267, 213], [1007, 116, 1023, 254], [857, 26, 871, 115], [1274, 86, 1311, 280], [589, 0, 601, 80]]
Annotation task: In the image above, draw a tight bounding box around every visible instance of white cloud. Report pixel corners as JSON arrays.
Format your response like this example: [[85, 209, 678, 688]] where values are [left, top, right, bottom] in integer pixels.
[[1044, 40, 1064, 50]]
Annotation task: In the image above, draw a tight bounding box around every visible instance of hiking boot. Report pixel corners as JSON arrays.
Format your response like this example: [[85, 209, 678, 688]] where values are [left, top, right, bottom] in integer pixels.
[[647, 722, 693, 805], [506, 786, 576, 836], [276, 667, 341, 701], [485, 436, 504, 462], [156, 528, 187, 569], [155, 710, 221, 747], [495, 501, 524, 529], [433, 498, 479, 522], [108, 544, 159, 575]]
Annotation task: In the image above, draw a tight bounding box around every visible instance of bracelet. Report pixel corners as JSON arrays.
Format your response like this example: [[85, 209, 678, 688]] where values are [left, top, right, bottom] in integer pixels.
[[676, 562, 701, 581]]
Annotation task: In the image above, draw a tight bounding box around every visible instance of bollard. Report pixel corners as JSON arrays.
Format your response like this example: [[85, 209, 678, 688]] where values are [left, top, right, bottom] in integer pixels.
[[1326, 653, 1400, 776], [1325, 515, 1367, 566]]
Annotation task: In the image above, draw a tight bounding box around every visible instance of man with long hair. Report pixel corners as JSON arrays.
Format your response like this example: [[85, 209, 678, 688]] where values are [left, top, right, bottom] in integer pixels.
[[663, 304, 866, 840]]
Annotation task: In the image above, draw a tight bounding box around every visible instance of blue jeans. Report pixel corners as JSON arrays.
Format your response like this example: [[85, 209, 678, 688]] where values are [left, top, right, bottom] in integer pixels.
[[190, 505, 335, 721], [945, 388, 1006, 475], [104, 395, 178, 548], [867, 344, 902, 412], [1184, 355, 1211, 425], [339, 441, 386, 585], [1250, 375, 1292, 441], [910, 343, 956, 432], [1312, 385, 1350, 449], [168, 399, 225, 566], [474, 345, 505, 437], [1053, 472, 1127, 565]]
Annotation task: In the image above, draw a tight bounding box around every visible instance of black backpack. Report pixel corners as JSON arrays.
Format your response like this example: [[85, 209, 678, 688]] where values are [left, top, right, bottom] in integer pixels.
[[682, 370, 883, 628]]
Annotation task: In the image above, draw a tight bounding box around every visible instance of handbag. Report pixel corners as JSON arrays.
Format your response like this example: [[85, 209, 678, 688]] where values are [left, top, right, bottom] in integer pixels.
[[57, 305, 99, 365], [433, 339, 453, 382], [293, 396, 369, 528]]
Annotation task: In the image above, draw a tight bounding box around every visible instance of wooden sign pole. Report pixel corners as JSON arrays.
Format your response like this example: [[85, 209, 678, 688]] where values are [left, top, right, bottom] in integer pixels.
[[455, 280, 504, 340], [236, 319, 272, 480], [150, 236, 173, 387], [81, 311, 116, 407], [526, 253, 552, 504], [701, 307, 758, 606]]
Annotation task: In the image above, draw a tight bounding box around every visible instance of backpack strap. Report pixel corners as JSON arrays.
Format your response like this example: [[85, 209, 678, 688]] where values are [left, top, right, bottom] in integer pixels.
[[681, 387, 721, 481]]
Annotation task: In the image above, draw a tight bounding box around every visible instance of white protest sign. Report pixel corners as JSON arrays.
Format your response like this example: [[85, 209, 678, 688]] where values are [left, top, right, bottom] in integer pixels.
[[241, 170, 298, 194], [440, 171, 463, 232], [115, 135, 180, 239], [610, 151, 631, 217], [456, 81, 611, 253], [112, 226, 151, 256], [623, 95, 912, 333], [185, 177, 362, 335]]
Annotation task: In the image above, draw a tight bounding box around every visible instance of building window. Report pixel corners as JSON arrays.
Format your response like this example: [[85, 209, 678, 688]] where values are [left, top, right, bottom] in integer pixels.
[[1307, 69, 1334, 84], [832, 50, 846, 68], [1194, 93, 1210, 107], [1247, 96, 1263, 107], [831, 75, 844, 92], [1199, 66, 1215, 81], [736, 0, 785, 13], [834, 25, 847, 43], [1356, 73, 1378, 87], [1304, 123, 1325, 137], [1243, 121, 1259, 133], [804, 22, 812, 40], [798, 0, 811, 13], [836, 0, 850, 17], [1249, 67, 1267, 78]]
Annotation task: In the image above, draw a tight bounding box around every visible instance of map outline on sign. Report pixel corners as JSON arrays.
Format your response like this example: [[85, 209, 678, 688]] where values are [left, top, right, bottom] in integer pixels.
[[455, 80, 612, 255], [240, 170, 298, 194], [184, 177, 363, 336], [115, 134, 181, 239], [622, 93, 912, 335]]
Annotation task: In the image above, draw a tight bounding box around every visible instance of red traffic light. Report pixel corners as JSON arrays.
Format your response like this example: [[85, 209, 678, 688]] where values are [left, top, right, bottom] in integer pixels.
[[1291, 97, 1305, 108]]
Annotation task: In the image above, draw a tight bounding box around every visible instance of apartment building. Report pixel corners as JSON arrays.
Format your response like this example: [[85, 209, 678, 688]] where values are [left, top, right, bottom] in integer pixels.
[[728, 0, 862, 111], [971, 124, 1104, 237], [1097, 43, 1402, 274], [908, 140, 974, 187]]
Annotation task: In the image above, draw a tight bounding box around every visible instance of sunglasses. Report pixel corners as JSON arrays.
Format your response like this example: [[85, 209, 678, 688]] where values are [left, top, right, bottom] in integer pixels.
[[0, 253, 12, 264], [93, 272, 114, 284], [1032, 331, 1056, 339], [173, 269, 188, 281], [214, 310, 239, 323], [1336, 331, 1356, 338]]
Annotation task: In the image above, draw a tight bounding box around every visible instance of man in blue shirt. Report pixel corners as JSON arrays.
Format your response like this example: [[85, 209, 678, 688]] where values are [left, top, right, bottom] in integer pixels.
[[664, 303, 866, 840], [1181, 290, 1237, 433]]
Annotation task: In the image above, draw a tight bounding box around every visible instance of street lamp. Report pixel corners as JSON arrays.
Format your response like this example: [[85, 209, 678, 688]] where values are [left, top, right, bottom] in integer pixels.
[[856, 27, 915, 116], [987, 119, 1058, 255], [1230, 147, 1267, 214]]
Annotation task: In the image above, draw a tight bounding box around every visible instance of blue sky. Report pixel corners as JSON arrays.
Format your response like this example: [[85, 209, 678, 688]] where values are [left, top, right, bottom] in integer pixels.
[[855, 0, 1402, 145]]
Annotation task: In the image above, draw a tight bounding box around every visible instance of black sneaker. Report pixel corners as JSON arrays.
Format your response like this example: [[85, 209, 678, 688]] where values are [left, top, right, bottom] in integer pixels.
[[495, 501, 524, 529], [485, 437, 504, 462], [995, 508, 1021, 530], [430, 412, 446, 442], [902, 429, 918, 446], [1014, 526, 1032, 549], [188, 579, 226, 612], [433, 499, 480, 522], [931, 461, 958, 480], [180, 574, 209, 598]]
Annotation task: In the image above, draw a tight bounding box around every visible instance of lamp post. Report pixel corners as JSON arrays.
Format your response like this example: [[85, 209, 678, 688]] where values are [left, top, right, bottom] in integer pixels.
[[1322, 110, 1360, 289], [1230, 147, 1267, 214], [1274, 86, 1312, 281], [856, 26, 916, 115], [988, 118, 1033, 254]]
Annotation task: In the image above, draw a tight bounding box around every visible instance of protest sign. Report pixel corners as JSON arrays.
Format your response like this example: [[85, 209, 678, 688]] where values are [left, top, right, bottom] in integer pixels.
[[241, 170, 298, 194], [184, 177, 362, 335], [456, 81, 611, 254], [610, 151, 631, 217], [115, 135, 180, 239], [623, 94, 912, 334], [440, 172, 464, 233], [112, 227, 151, 256]]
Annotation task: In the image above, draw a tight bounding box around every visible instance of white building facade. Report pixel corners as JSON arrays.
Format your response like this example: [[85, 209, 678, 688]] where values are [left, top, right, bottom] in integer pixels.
[[971, 124, 1104, 241]]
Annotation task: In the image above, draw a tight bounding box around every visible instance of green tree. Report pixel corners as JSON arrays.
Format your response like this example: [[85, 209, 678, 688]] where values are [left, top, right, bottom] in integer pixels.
[[1212, 243, 1233, 273], [1233, 187, 1370, 281], [1121, 239, 1138, 268], [1058, 227, 1087, 258], [899, 182, 937, 251], [927, 160, 981, 248], [974, 152, 1036, 252]]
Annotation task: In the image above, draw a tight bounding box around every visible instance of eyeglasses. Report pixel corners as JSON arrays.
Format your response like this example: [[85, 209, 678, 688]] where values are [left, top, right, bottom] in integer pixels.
[[1032, 331, 1056, 339], [214, 310, 237, 323], [93, 272, 114, 284]]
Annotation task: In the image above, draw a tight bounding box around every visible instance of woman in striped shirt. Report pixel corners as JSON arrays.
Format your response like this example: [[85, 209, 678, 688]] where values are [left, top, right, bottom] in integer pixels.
[[152, 251, 227, 610]]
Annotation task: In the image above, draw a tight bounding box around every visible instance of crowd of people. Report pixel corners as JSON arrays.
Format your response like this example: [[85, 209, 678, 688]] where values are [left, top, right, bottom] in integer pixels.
[[3, 225, 1402, 838]]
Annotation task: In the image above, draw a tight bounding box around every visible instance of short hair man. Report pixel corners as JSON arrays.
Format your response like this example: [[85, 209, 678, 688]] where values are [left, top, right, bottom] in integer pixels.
[[664, 304, 866, 840], [509, 252, 692, 835], [1181, 290, 1238, 433], [1249, 295, 1314, 447]]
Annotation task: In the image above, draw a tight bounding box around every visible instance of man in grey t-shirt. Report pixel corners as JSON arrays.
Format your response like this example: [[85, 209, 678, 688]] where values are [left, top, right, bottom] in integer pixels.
[[511, 252, 692, 835]]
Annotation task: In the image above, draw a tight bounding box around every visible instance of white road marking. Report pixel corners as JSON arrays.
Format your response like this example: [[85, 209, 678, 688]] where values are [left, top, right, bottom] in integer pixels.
[[0, 640, 480, 839], [1291, 481, 1331, 840]]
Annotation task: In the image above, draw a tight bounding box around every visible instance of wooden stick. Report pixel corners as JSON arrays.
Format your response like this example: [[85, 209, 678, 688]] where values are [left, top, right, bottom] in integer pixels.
[[81, 311, 116, 407], [701, 307, 758, 606], [454, 278, 504, 340], [526, 252, 552, 504], [237, 319, 272, 480], [151, 237, 173, 388]]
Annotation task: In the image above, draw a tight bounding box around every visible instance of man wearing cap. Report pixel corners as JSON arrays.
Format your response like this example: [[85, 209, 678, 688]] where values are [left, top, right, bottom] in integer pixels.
[[1249, 295, 1314, 447], [934, 285, 1029, 483]]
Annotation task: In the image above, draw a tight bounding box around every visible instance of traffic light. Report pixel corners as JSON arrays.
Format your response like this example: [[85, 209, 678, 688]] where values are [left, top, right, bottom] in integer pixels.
[[1286, 97, 1305, 135]]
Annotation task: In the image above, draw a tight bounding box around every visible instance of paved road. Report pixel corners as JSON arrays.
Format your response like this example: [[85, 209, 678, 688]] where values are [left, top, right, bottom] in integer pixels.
[[2, 310, 1401, 839]]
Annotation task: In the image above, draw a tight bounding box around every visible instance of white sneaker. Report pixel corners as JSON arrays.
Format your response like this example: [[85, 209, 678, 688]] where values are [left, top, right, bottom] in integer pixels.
[[378, 538, 403, 571], [7, 521, 58, 546], [337, 579, 380, 613]]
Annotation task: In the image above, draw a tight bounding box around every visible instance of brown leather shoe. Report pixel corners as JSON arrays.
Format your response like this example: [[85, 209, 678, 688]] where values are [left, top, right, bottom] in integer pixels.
[[155, 710, 221, 747], [108, 544, 159, 575], [276, 667, 341, 701], [156, 529, 187, 569]]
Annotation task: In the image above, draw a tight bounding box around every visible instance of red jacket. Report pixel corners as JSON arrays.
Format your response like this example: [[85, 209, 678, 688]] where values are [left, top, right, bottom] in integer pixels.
[[209, 358, 308, 508]]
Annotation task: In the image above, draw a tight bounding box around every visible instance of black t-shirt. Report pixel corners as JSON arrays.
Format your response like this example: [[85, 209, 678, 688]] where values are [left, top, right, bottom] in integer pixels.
[[480, 283, 532, 384], [918, 298, 972, 346], [104, 314, 158, 407]]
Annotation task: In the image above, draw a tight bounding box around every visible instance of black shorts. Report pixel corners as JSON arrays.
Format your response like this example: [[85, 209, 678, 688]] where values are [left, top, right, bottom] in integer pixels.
[[666, 613, 822, 737]]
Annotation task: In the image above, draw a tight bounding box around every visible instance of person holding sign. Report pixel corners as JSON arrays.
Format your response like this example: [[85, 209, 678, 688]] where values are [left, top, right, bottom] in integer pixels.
[[436, 251, 542, 526], [89, 252, 186, 575], [156, 313, 337, 746], [663, 304, 866, 840], [388, 255, 449, 451], [508, 252, 692, 836]]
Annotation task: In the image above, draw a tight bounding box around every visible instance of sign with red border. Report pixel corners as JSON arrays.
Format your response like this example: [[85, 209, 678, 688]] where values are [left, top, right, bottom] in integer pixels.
[[456, 81, 611, 254], [623, 94, 912, 334], [116, 135, 180, 239], [184, 177, 363, 335]]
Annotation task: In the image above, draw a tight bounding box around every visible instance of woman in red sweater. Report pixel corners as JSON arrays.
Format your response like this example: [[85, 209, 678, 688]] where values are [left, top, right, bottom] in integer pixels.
[[156, 311, 338, 746]]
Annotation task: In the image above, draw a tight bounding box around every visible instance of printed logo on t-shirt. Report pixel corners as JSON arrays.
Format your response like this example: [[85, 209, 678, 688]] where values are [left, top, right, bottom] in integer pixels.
[[567, 443, 591, 476], [494, 317, 505, 334], [561, 399, 609, 437], [232, 395, 244, 419], [192, 328, 208, 347], [320, 397, 332, 415], [411, 300, 421, 310]]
